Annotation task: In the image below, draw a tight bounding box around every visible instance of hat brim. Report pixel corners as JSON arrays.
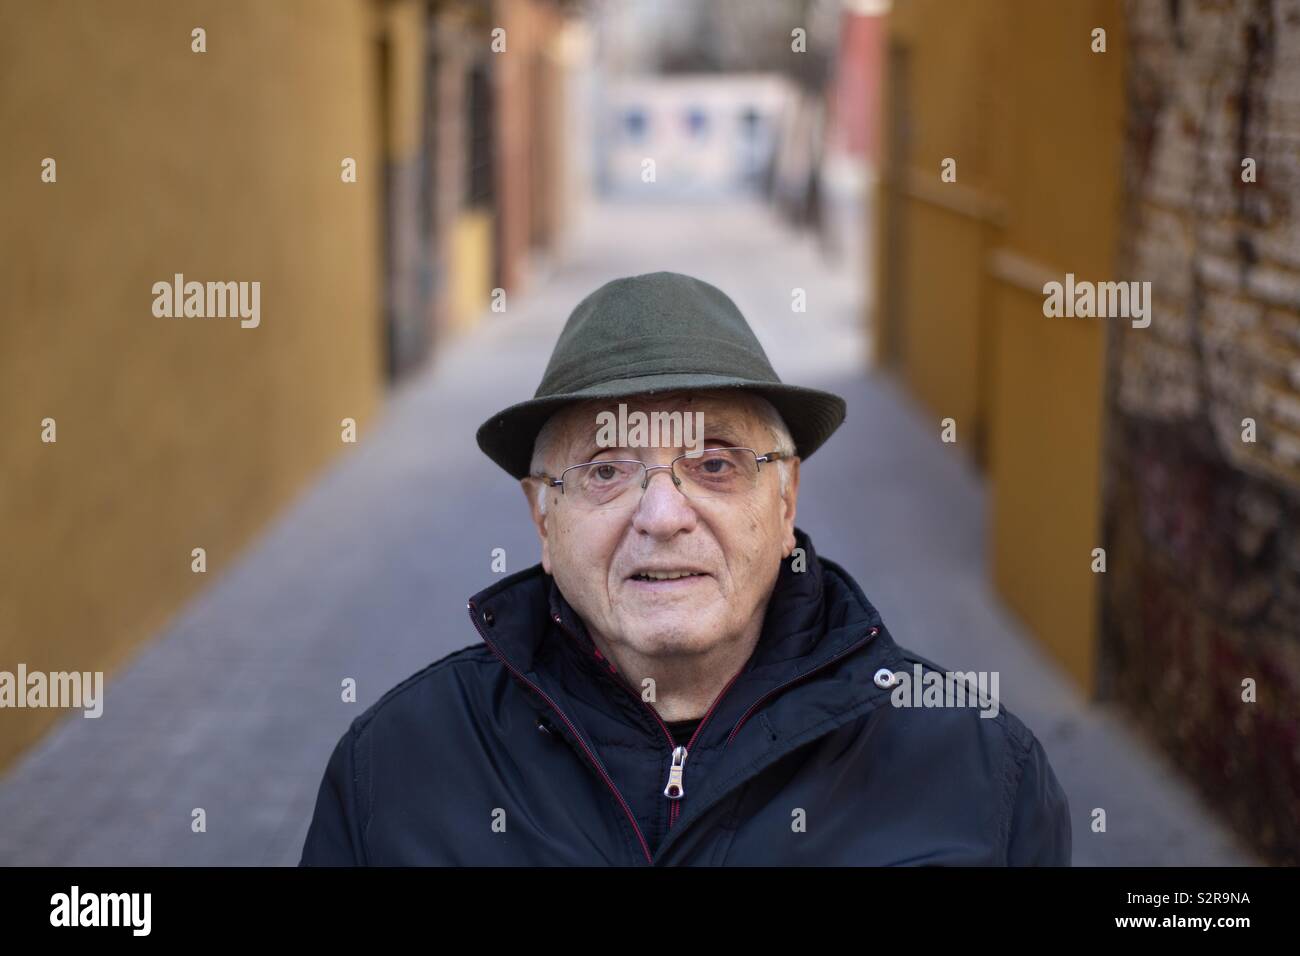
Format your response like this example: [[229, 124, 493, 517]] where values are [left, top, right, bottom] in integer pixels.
[[476, 372, 847, 480]]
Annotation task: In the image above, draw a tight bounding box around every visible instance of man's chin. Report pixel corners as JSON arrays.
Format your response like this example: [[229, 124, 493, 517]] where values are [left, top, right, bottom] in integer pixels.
[[618, 613, 726, 655], [627, 631, 716, 657], [611, 580, 729, 649]]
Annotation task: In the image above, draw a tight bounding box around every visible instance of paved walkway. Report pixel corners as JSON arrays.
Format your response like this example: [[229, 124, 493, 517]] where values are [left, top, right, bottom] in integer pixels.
[[0, 200, 1256, 865]]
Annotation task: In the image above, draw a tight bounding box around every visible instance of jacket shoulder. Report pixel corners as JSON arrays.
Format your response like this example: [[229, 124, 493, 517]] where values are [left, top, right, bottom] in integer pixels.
[[883, 643, 1071, 864], [299, 642, 504, 865], [888, 644, 1035, 748]]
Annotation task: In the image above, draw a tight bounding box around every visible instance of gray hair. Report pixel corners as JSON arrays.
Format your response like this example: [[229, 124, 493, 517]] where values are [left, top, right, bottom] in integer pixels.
[[528, 393, 796, 515]]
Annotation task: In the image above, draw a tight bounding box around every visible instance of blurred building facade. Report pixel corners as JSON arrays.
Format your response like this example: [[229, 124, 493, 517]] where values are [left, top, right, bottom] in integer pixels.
[[0, 0, 575, 773], [599, 74, 794, 198], [874, 0, 1299, 862], [587, 0, 885, 261]]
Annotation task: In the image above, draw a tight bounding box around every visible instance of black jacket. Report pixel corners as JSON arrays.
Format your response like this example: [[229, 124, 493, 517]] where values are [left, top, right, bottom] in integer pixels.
[[300, 530, 1071, 865]]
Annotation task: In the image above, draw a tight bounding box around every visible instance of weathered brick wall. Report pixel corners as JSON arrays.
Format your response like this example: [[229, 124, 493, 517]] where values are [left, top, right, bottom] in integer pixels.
[[1104, 0, 1300, 862]]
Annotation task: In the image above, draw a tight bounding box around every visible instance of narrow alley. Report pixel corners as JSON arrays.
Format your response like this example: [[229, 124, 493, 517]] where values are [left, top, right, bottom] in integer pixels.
[[0, 200, 1254, 865]]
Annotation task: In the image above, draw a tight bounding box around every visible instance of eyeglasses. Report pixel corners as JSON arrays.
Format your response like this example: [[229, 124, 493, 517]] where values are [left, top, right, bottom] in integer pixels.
[[535, 447, 786, 509]]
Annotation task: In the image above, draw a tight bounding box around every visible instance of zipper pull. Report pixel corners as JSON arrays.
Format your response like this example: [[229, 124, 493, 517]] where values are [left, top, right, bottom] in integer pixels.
[[663, 746, 688, 799]]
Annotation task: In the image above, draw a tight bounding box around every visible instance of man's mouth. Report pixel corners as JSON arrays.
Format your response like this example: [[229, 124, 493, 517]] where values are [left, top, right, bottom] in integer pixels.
[[628, 568, 710, 582]]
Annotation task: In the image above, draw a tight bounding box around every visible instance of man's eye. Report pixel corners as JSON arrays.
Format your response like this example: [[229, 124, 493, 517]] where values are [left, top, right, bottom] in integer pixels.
[[689, 454, 735, 476]]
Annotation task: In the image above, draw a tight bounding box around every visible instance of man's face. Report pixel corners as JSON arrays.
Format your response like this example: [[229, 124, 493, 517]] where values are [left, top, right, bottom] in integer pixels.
[[524, 392, 800, 661]]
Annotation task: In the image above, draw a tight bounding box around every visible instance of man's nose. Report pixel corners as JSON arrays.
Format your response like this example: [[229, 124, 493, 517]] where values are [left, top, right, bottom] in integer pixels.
[[632, 465, 698, 537]]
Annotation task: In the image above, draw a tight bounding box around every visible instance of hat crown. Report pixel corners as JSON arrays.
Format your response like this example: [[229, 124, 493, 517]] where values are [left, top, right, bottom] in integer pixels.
[[475, 270, 846, 480], [535, 271, 782, 398]]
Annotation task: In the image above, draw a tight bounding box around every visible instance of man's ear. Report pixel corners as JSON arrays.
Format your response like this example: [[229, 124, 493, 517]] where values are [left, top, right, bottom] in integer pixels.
[[521, 478, 553, 574], [780, 457, 800, 557]]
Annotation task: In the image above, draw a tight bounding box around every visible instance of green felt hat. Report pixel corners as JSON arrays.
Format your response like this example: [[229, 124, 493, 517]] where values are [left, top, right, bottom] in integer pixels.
[[475, 271, 847, 479]]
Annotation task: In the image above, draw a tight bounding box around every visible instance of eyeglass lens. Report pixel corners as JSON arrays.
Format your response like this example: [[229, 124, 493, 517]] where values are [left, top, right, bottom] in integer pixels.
[[563, 448, 761, 506]]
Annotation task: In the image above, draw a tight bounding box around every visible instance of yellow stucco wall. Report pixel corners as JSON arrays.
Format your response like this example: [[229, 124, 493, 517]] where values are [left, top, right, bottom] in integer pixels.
[[382, 0, 428, 160], [985, 0, 1124, 695], [0, 0, 384, 770], [876, 0, 1124, 692], [988, 285, 1108, 691], [899, 196, 994, 457], [451, 210, 493, 333], [875, 0, 1006, 463]]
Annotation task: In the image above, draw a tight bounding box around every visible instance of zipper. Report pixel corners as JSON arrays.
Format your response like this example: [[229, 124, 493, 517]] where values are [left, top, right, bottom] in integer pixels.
[[543, 609, 880, 844], [663, 747, 687, 798], [724, 625, 880, 747], [667, 667, 743, 827], [551, 611, 741, 830], [469, 601, 654, 865], [650, 623, 885, 863]]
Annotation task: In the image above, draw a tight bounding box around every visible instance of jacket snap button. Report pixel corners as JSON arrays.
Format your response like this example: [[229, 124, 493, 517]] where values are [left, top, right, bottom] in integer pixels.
[[482, 609, 495, 627], [873, 667, 897, 689]]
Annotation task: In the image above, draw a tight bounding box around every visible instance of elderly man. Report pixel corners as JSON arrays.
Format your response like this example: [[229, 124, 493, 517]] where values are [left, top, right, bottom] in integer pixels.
[[300, 271, 1071, 866]]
